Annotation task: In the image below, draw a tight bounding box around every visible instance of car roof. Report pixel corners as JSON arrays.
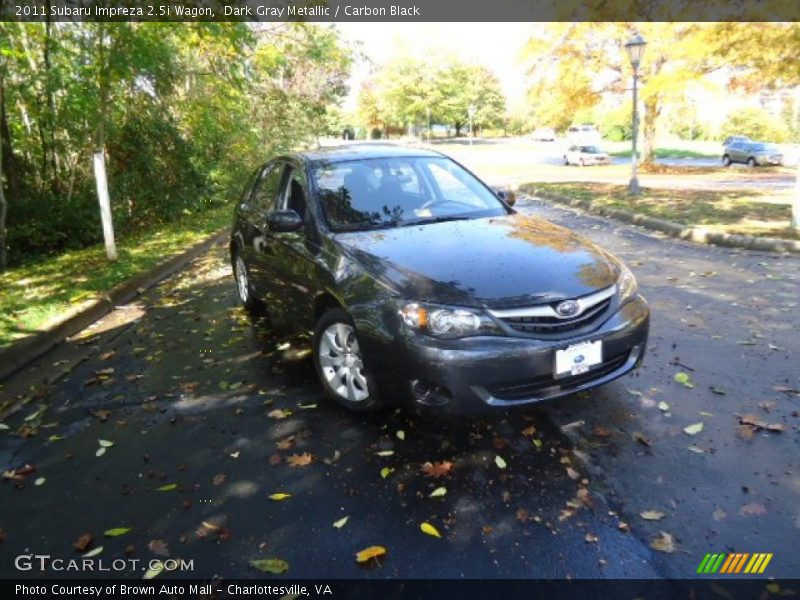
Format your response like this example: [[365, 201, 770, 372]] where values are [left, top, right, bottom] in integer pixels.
[[293, 144, 445, 164]]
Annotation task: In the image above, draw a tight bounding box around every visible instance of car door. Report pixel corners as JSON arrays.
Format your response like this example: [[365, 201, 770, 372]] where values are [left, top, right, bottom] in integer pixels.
[[730, 143, 747, 163], [243, 162, 285, 301], [254, 162, 321, 329]]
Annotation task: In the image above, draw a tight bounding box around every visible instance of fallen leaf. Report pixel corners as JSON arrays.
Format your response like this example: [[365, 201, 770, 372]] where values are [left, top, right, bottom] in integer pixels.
[[396, 430, 405, 440], [429, 486, 447, 498], [0, 424, 10, 431], [658, 401, 670, 412], [212, 474, 227, 486], [766, 423, 785, 432], [739, 503, 767, 516], [98, 439, 114, 447], [710, 386, 726, 395], [268, 493, 291, 501], [156, 483, 178, 492], [521, 425, 536, 437], [355, 545, 387, 564], [737, 425, 754, 441], [92, 410, 112, 422], [297, 402, 317, 410], [712, 507, 727, 522], [375, 450, 394, 457], [73, 533, 95, 552], [287, 453, 313, 467], [250, 558, 289, 574], [104, 527, 132, 537], [333, 516, 349, 529], [420, 522, 442, 538], [229, 451, 240, 459], [566, 467, 580, 480], [585, 533, 598, 543], [276, 436, 296, 450], [421, 461, 453, 478], [84, 546, 103, 557], [650, 531, 675, 553], [380, 467, 394, 479], [267, 409, 291, 420], [148, 539, 170, 557], [34, 477, 45, 486], [640, 510, 666, 521], [143, 561, 164, 580], [683, 422, 704, 436], [495, 455, 507, 469], [632, 432, 651, 446], [594, 425, 612, 437], [674, 372, 694, 388]]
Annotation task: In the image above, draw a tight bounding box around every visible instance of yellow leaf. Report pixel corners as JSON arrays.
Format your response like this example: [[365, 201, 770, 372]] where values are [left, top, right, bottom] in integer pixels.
[[640, 510, 666, 521], [429, 486, 447, 498], [269, 493, 291, 501], [333, 516, 349, 529], [420, 522, 442, 538], [355, 545, 387, 563], [495, 455, 507, 469], [380, 467, 394, 479], [250, 558, 289, 573]]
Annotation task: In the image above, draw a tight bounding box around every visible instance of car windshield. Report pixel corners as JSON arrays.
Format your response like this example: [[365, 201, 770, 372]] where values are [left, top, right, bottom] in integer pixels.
[[311, 156, 509, 231], [580, 146, 603, 154]]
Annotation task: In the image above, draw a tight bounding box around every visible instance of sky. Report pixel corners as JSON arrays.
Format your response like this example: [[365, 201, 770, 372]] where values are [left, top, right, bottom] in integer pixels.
[[335, 22, 537, 114]]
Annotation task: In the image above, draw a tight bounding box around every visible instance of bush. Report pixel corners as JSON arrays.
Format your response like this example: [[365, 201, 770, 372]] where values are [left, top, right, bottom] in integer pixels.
[[720, 107, 789, 143]]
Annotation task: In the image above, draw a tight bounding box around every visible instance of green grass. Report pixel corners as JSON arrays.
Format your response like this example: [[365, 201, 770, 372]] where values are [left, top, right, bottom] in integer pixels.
[[609, 147, 717, 159], [521, 182, 799, 242], [0, 204, 231, 348]]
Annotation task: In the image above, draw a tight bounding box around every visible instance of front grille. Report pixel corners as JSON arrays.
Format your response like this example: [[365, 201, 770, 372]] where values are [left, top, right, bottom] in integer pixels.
[[488, 352, 628, 401], [501, 298, 610, 335], [488, 285, 616, 337]]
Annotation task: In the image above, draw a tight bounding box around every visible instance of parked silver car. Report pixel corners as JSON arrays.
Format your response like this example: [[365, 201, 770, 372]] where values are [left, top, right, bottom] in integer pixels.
[[722, 141, 783, 167], [564, 145, 610, 166]]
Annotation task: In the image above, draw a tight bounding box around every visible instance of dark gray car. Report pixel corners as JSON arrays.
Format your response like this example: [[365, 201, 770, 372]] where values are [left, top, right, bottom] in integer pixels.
[[723, 141, 783, 167]]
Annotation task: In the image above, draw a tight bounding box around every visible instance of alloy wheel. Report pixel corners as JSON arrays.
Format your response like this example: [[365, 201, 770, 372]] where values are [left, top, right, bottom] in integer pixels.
[[318, 323, 369, 403]]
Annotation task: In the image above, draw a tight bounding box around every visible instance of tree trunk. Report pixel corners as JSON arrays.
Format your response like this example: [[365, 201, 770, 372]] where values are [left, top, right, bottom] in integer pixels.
[[641, 94, 660, 165], [94, 25, 117, 261]]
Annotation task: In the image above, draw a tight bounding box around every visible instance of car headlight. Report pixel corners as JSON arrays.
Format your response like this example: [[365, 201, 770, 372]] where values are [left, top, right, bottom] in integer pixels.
[[617, 263, 638, 301], [400, 302, 502, 339]]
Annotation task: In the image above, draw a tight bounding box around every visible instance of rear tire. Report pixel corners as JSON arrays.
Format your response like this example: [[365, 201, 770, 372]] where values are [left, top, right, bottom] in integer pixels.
[[232, 250, 264, 314], [747, 157, 756, 167], [313, 308, 379, 412], [563, 156, 569, 166]]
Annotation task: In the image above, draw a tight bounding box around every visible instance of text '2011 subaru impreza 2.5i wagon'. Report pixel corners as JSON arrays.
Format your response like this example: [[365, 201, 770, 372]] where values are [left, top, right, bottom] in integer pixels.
[[230, 145, 649, 412]]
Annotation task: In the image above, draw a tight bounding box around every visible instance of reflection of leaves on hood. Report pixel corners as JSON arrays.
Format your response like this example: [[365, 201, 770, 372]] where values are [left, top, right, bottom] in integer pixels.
[[506, 215, 584, 254]]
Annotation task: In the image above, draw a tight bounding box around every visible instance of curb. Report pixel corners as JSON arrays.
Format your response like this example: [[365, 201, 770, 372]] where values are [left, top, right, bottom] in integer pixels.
[[525, 188, 800, 255], [0, 228, 229, 383]]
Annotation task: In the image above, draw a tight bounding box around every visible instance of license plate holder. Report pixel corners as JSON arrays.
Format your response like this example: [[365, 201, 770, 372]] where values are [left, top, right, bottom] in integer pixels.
[[555, 340, 603, 377]]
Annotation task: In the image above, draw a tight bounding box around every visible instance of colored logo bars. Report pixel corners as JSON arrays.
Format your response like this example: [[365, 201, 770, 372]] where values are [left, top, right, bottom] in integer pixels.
[[696, 553, 773, 574]]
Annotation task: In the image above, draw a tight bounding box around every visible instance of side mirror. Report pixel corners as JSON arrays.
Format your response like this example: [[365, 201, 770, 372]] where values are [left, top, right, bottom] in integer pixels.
[[267, 209, 303, 233], [496, 188, 516, 206]]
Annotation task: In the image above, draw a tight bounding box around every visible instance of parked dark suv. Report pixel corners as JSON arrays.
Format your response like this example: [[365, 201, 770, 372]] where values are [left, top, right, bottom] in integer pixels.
[[230, 145, 649, 412]]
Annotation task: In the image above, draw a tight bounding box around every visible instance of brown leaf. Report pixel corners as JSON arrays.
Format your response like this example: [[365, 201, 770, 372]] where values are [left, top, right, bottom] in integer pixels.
[[148, 539, 170, 557], [287, 453, 313, 467], [521, 425, 536, 437], [268, 453, 282, 466], [492, 437, 509, 450], [594, 426, 613, 437], [739, 503, 767, 516], [276, 435, 296, 450], [739, 414, 768, 429], [576, 488, 593, 508], [632, 432, 651, 447], [566, 467, 580, 480], [421, 461, 454, 478], [73, 533, 95, 553], [650, 531, 675, 553], [91, 410, 111, 423], [98, 351, 116, 361], [766, 423, 785, 432], [737, 425, 754, 441], [212, 473, 227, 486], [2, 464, 37, 481], [516, 508, 529, 523]]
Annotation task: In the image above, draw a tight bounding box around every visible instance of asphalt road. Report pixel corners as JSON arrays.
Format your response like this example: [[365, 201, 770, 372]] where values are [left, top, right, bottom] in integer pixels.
[[0, 199, 798, 584]]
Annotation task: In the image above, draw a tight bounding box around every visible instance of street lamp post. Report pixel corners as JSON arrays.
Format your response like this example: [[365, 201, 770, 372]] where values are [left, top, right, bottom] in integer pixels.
[[624, 33, 646, 195], [468, 104, 476, 146]]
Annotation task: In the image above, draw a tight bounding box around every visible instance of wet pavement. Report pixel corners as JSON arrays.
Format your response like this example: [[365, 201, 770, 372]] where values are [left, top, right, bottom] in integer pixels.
[[0, 198, 798, 582]]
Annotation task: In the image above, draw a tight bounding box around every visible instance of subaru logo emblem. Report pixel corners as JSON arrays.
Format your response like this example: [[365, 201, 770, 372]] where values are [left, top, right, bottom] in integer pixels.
[[555, 299, 580, 318]]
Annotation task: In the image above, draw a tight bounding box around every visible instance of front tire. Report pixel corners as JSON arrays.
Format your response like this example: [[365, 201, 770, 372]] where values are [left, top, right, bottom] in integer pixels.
[[233, 250, 263, 314], [313, 308, 379, 412], [722, 154, 731, 167], [747, 157, 756, 167]]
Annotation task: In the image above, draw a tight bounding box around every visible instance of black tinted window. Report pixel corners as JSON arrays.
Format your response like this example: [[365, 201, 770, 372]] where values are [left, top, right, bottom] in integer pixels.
[[251, 164, 284, 212]]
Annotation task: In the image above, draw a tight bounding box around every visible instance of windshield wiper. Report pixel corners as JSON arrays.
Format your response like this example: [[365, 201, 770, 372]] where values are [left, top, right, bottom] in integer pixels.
[[397, 215, 473, 228]]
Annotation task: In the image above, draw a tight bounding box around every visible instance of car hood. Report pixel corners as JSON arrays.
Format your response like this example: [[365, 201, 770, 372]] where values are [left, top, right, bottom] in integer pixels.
[[333, 213, 619, 308]]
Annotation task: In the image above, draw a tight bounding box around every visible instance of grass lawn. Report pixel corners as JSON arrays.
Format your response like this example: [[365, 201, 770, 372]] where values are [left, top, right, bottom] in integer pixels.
[[521, 182, 799, 242], [609, 147, 717, 159], [0, 204, 231, 348]]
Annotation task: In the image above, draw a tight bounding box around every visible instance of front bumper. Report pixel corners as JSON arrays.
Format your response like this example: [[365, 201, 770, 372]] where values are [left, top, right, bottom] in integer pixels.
[[367, 295, 649, 412]]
